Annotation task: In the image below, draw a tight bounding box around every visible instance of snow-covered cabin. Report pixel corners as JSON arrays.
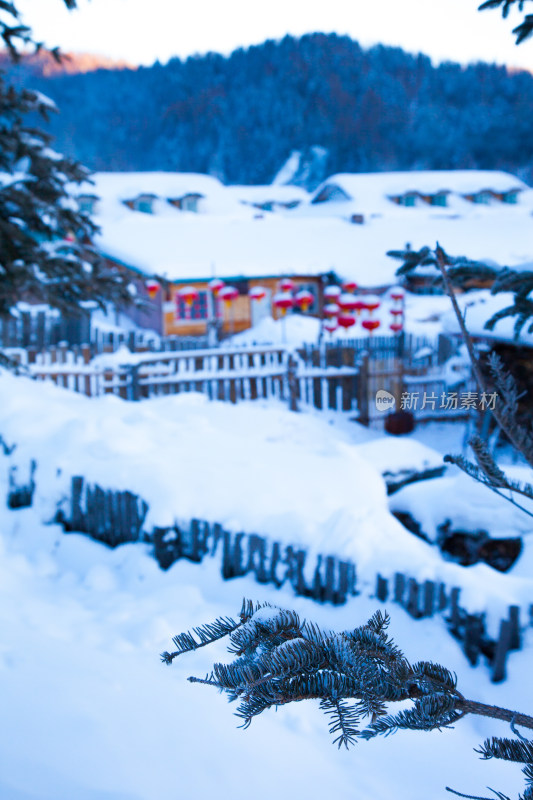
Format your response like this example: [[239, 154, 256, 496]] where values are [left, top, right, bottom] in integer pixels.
[[64, 169, 533, 340], [305, 170, 529, 220]]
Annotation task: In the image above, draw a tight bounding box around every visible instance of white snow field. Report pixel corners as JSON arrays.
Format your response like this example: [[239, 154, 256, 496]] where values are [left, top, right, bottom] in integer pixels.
[[1, 369, 532, 800]]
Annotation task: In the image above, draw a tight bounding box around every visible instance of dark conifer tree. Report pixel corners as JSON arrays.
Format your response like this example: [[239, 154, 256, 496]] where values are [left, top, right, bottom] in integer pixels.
[[0, 0, 134, 318]]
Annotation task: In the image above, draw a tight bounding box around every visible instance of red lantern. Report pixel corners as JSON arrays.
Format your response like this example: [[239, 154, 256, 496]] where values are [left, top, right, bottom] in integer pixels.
[[295, 289, 314, 312], [273, 291, 294, 316], [337, 314, 356, 330], [323, 303, 340, 318], [279, 278, 295, 292], [390, 308, 403, 317], [324, 320, 338, 334], [177, 285, 199, 306], [145, 279, 160, 300], [362, 294, 381, 314], [362, 319, 381, 334], [208, 278, 225, 296], [390, 322, 403, 333], [342, 280, 358, 293], [338, 293, 361, 312], [390, 288, 405, 303], [218, 285, 239, 306], [324, 286, 341, 302], [249, 286, 267, 301]]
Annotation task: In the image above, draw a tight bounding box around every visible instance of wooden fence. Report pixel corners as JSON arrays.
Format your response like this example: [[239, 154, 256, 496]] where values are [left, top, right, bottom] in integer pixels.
[[3, 464, 527, 683], [50, 476, 532, 683], [11, 336, 462, 421], [0, 309, 211, 354], [21, 343, 361, 413]]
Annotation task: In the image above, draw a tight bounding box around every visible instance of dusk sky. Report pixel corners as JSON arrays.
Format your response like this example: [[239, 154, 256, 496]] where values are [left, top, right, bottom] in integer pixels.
[[16, 0, 533, 70]]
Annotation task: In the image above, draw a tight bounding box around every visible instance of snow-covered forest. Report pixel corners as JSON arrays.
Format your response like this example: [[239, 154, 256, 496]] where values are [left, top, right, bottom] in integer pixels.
[[8, 32, 533, 185]]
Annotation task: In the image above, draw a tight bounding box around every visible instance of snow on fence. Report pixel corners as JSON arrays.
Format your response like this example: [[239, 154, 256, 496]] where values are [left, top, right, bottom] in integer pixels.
[[46, 475, 531, 683], [18, 344, 361, 413]]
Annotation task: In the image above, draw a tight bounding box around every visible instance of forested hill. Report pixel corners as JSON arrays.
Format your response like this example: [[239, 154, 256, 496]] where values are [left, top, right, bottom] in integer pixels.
[[12, 32, 533, 188]]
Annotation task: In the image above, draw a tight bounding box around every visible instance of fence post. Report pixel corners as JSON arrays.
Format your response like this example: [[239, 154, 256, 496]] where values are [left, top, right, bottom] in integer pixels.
[[508, 605, 521, 650], [423, 580, 435, 617], [492, 619, 512, 683], [287, 354, 299, 412], [357, 353, 370, 425], [126, 364, 141, 401], [394, 572, 405, 604], [376, 574, 388, 601]]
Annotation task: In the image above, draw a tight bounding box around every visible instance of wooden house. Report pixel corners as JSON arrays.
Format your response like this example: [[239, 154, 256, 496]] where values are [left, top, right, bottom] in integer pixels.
[[106, 260, 323, 339]]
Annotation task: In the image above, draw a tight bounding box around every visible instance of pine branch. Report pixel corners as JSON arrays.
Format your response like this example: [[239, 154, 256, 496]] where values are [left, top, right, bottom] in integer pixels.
[[160, 616, 241, 664], [446, 788, 511, 800], [476, 738, 533, 763], [443, 453, 533, 520]]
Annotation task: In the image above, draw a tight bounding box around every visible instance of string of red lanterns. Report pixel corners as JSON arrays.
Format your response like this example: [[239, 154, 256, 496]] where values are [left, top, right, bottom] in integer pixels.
[[319, 282, 409, 338]]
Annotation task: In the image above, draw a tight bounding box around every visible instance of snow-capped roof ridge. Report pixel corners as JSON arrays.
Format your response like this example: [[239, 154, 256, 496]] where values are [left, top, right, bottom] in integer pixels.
[[313, 169, 528, 201]]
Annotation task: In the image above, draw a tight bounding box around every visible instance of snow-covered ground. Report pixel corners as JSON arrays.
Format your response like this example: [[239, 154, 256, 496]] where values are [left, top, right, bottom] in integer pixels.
[[1, 368, 532, 800]]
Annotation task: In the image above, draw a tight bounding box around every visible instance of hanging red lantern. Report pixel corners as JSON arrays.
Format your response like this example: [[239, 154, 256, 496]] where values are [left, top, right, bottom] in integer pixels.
[[273, 291, 294, 316], [145, 279, 160, 300], [177, 285, 199, 306], [362, 319, 381, 334], [279, 278, 295, 292], [338, 293, 361, 313], [351, 298, 366, 314], [390, 308, 404, 317], [342, 280, 358, 293], [390, 288, 405, 303], [218, 285, 239, 306], [324, 285, 341, 302], [294, 289, 314, 312], [337, 313, 356, 330], [324, 319, 338, 335], [249, 286, 267, 301], [208, 278, 225, 296], [362, 294, 381, 314], [323, 303, 340, 318], [390, 322, 403, 333]]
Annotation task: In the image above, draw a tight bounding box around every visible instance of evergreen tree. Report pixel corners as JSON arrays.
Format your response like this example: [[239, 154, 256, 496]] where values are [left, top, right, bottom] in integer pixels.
[[0, 0, 134, 318]]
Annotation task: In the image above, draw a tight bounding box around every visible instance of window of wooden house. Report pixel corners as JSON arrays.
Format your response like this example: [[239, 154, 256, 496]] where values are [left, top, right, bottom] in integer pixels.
[[78, 195, 98, 214], [176, 290, 209, 321], [401, 194, 416, 207], [428, 193, 447, 207], [137, 198, 154, 214], [472, 191, 492, 205], [502, 191, 519, 204]]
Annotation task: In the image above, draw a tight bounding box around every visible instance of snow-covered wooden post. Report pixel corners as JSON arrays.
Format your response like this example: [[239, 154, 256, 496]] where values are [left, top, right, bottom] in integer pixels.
[[287, 353, 299, 412]]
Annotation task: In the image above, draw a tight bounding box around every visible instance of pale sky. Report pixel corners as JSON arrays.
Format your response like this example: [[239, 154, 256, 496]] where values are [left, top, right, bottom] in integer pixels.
[[16, 0, 533, 70]]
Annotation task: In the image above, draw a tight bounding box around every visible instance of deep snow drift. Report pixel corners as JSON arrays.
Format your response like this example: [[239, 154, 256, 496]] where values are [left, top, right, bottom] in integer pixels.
[[1, 370, 532, 800]]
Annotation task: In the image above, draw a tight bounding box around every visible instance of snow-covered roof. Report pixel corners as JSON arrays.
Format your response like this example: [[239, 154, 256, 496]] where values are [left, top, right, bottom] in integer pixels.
[[75, 171, 251, 218], [224, 185, 310, 205], [311, 170, 528, 204], [87, 171, 224, 200], [94, 203, 533, 287], [442, 289, 533, 347], [63, 170, 533, 287]]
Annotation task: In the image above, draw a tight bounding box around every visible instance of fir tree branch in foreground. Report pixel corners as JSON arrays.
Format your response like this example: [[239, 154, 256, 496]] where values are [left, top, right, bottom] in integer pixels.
[[479, 0, 533, 45], [388, 244, 533, 517], [162, 601, 533, 799]]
